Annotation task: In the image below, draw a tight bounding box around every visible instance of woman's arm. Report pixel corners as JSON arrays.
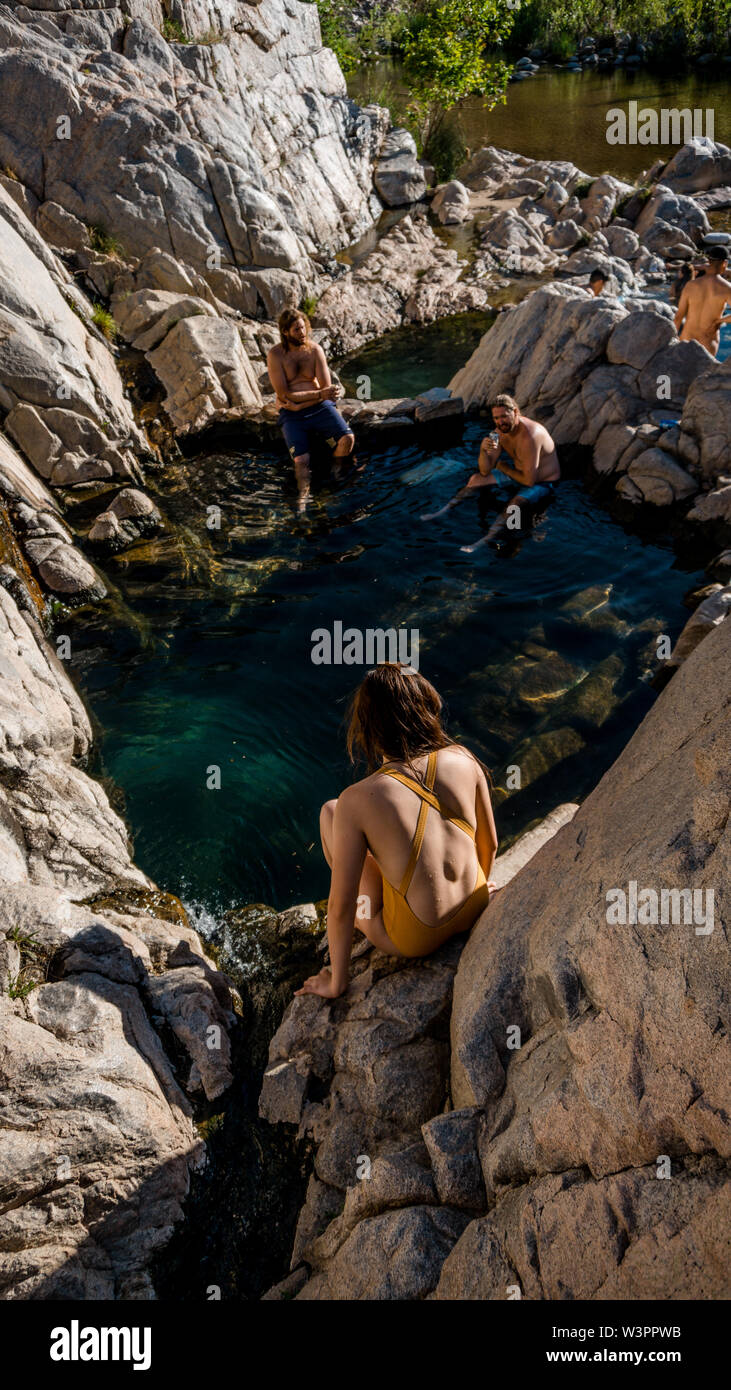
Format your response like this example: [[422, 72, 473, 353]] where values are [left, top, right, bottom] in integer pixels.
[[296, 788, 367, 998], [475, 765, 498, 882]]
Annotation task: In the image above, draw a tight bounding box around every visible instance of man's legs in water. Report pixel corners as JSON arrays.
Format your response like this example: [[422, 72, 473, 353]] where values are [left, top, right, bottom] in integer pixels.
[[421, 435, 500, 521], [293, 451, 311, 512], [461, 480, 556, 554]]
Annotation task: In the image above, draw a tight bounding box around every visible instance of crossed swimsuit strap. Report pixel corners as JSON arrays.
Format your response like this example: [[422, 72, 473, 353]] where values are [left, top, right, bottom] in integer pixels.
[[381, 751, 476, 897]]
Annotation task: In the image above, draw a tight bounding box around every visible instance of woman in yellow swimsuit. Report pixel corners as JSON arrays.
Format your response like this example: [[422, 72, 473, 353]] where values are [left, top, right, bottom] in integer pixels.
[[296, 663, 499, 1000]]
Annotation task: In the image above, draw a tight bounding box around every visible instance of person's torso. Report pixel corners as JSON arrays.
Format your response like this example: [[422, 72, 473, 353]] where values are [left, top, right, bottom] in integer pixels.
[[277, 345, 321, 410], [685, 277, 727, 328], [504, 420, 560, 481], [357, 749, 480, 925]]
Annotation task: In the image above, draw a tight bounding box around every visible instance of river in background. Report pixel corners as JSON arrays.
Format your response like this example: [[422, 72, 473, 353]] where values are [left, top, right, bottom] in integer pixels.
[[349, 63, 730, 180]]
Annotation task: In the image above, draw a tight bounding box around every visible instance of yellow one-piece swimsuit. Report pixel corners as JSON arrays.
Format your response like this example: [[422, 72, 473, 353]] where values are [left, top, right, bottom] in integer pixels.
[[378, 750, 490, 957]]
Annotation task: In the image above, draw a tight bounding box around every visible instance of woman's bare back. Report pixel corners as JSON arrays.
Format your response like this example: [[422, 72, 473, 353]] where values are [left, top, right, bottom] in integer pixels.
[[350, 746, 491, 927]]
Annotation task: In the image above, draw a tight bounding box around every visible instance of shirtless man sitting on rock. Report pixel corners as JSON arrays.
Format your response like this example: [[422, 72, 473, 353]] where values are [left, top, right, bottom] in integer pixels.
[[267, 309, 358, 510], [674, 246, 731, 358], [422, 393, 560, 552]]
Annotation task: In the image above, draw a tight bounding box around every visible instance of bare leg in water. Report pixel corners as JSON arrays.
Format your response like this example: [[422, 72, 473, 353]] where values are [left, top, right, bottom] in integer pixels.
[[461, 493, 523, 553], [421, 436, 501, 520], [293, 451, 312, 514], [332, 431, 366, 479]]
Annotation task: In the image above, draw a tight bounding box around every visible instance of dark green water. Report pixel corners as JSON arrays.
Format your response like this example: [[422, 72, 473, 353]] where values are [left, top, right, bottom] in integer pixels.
[[350, 64, 730, 180], [69, 419, 700, 926]]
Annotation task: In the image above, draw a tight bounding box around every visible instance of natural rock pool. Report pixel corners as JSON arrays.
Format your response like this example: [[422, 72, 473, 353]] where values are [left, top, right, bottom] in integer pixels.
[[68, 418, 702, 926]]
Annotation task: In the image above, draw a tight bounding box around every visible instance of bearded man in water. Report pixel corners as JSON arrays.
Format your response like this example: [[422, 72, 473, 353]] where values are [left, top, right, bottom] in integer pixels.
[[267, 309, 357, 509], [674, 246, 731, 357], [422, 393, 560, 552]]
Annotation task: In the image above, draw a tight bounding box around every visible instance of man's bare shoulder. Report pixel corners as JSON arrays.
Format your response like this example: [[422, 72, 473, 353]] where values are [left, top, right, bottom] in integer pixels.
[[520, 415, 553, 445], [267, 342, 285, 359]]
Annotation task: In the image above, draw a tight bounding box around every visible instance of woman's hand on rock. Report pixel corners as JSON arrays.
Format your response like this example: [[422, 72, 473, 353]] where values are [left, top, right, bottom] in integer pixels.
[[487, 880, 501, 897], [295, 967, 343, 999]]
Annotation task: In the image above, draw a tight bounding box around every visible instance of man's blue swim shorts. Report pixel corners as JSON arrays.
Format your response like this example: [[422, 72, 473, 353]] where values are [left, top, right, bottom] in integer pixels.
[[495, 450, 558, 507], [278, 401, 352, 459]]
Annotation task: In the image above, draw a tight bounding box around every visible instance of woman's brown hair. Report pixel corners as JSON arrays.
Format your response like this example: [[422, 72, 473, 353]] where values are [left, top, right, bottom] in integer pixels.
[[278, 308, 310, 348], [346, 663, 491, 785]]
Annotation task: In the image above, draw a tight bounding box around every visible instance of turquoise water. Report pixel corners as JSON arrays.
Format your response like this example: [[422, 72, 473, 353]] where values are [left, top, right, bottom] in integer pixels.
[[69, 422, 700, 920]]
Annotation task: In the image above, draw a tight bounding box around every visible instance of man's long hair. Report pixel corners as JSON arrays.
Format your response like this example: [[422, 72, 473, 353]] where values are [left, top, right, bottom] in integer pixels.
[[278, 308, 311, 348]]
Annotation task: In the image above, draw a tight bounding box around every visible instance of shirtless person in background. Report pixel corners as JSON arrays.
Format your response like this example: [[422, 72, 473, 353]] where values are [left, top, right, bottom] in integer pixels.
[[674, 246, 731, 357], [422, 393, 560, 552], [267, 309, 357, 510]]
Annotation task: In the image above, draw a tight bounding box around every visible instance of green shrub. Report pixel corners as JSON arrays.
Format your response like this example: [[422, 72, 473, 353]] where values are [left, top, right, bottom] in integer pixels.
[[399, 0, 513, 170], [6, 972, 37, 999], [92, 304, 119, 341], [88, 224, 124, 257], [425, 119, 468, 183], [162, 17, 189, 44]]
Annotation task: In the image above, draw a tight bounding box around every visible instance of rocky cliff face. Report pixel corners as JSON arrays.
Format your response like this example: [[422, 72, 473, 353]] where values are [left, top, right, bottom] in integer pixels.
[[260, 619, 730, 1300], [0, 0, 382, 304], [0, 545, 237, 1296]]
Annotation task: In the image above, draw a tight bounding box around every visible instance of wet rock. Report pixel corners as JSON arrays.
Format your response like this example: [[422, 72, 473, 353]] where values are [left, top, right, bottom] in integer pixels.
[[88, 487, 162, 549], [662, 138, 731, 195], [30, 537, 106, 599], [374, 128, 427, 207], [617, 447, 699, 506], [431, 180, 472, 226]]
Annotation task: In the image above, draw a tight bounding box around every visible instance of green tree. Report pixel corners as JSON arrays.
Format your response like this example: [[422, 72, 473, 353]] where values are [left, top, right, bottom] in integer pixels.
[[399, 0, 515, 169]]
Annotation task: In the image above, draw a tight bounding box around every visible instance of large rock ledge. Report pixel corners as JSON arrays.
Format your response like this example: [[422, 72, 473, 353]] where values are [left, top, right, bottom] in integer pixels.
[[450, 282, 731, 530], [260, 617, 730, 1300], [0, 573, 236, 1299]]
